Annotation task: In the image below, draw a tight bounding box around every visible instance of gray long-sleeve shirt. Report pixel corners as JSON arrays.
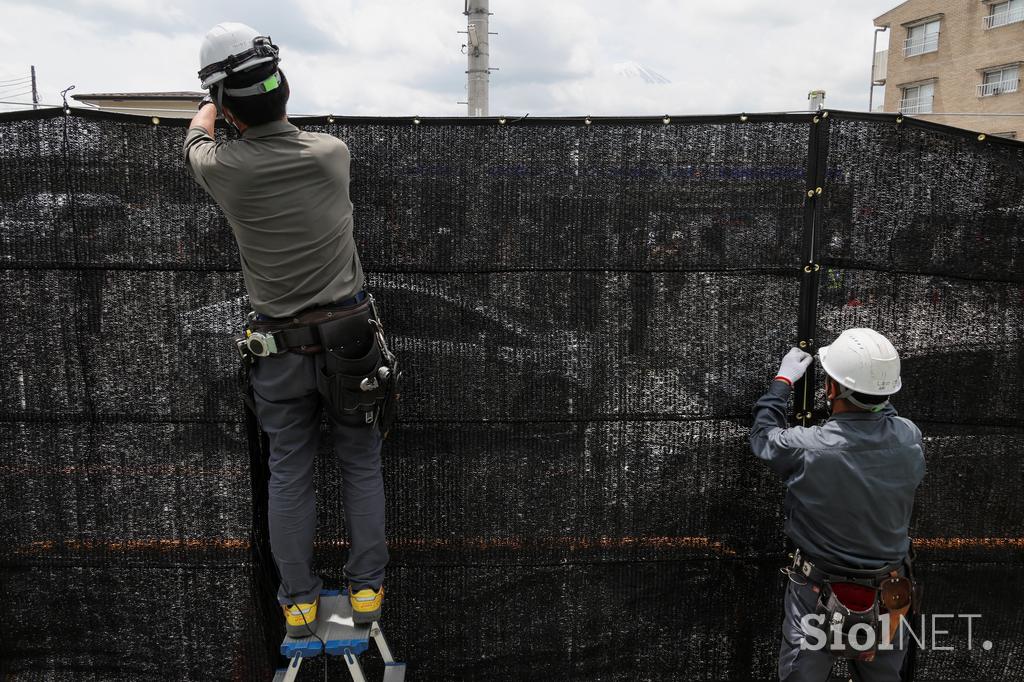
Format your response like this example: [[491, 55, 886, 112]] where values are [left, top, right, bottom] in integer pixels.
[[750, 380, 925, 569], [183, 120, 364, 318]]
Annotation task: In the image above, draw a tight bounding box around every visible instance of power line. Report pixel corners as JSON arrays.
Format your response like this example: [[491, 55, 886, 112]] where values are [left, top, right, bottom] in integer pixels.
[[0, 77, 31, 85], [0, 100, 327, 116]]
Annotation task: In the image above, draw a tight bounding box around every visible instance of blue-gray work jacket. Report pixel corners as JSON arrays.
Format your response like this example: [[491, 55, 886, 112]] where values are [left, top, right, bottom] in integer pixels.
[[750, 380, 925, 569]]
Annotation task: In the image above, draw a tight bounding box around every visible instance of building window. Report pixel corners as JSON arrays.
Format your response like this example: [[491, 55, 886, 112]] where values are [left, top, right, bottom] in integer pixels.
[[901, 82, 935, 114], [978, 65, 1020, 96], [985, 0, 1024, 29], [904, 19, 940, 56]]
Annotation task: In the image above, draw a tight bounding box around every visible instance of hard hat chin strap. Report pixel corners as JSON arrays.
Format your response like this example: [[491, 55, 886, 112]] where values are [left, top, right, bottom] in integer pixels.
[[213, 84, 224, 116], [211, 84, 241, 133], [835, 385, 888, 413]]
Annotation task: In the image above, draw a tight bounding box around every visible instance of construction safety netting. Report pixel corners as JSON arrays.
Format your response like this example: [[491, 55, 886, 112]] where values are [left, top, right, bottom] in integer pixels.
[[1, 108, 1022, 681]]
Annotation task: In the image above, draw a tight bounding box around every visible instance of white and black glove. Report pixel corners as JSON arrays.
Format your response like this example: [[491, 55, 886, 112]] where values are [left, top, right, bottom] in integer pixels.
[[774, 347, 813, 387]]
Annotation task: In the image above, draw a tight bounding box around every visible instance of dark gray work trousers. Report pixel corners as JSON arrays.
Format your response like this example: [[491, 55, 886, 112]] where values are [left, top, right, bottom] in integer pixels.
[[251, 350, 388, 605], [778, 579, 908, 681]]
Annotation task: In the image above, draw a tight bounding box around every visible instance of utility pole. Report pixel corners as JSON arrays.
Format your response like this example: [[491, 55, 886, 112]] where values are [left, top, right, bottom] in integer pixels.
[[30, 65, 38, 109], [465, 0, 490, 117]]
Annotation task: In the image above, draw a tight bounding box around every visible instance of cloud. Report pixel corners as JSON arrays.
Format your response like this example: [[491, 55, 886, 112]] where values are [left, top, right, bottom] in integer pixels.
[[486, 1, 601, 87], [24, 0, 340, 52], [0, 0, 900, 116]]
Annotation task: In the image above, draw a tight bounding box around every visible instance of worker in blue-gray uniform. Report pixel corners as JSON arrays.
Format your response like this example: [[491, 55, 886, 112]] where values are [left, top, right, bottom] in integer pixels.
[[183, 23, 399, 635], [750, 328, 925, 682]]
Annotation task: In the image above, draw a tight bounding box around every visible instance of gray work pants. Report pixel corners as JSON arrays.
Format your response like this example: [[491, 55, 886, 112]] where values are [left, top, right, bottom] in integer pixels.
[[251, 350, 388, 605], [778, 579, 908, 682]]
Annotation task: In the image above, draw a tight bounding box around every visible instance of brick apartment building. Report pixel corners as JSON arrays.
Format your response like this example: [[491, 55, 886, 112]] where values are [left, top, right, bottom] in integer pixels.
[[872, 0, 1023, 139]]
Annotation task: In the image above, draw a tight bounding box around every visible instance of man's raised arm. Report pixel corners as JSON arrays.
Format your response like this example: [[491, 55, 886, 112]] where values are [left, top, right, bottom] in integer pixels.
[[189, 98, 217, 139]]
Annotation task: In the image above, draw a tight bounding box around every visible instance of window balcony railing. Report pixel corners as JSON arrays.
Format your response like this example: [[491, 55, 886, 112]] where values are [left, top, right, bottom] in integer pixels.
[[977, 78, 1020, 96], [984, 7, 1024, 29], [904, 33, 939, 56], [872, 49, 889, 84], [900, 96, 933, 114]]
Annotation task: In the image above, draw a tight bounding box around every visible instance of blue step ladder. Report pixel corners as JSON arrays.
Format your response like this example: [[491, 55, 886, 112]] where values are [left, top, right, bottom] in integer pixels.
[[272, 590, 406, 682]]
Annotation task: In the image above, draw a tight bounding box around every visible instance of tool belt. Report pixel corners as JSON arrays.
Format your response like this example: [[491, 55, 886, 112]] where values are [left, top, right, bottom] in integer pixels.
[[791, 548, 917, 661], [234, 294, 401, 438]]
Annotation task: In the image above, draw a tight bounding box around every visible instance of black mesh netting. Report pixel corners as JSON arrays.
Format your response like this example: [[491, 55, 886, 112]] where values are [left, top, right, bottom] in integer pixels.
[[0, 108, 1022, 681]]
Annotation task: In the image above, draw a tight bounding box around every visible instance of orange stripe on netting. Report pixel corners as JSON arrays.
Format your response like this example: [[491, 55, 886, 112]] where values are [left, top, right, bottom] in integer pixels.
[[11, 536, 1023, 558], [13, 538, 250, 555], [0, 465, 248, 476], [912, 537, 1024, 551], [12, 535, 734, 557], [324, 535, 737, 556]]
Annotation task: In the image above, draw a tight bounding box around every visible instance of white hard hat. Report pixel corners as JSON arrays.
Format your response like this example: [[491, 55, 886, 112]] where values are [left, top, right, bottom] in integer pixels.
[[818, 328, 902, 398], [198, 22, 279, 89]]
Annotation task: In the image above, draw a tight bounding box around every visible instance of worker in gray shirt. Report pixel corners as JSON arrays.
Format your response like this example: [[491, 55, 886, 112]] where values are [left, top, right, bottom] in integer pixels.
[[183, 23, 390, 635], [750, 328, 925, 682]]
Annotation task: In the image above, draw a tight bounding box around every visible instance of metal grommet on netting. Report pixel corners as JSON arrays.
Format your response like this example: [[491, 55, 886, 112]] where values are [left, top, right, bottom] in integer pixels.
[[821, 111, 829, 119], [662, 115, 670, 124], [815, 187, 823, 195], [803, 265, 813, 273], [584, 116, 592, 126], [413, 116, 421, 125], [327, 116, 335, 124], [813, 116, 820, 124], [151, 117, 160, 125], [978, 133, 986, 141], [814, 264, 820, 271], [806, 190, 815, 198], [799, 340, 808, 348], [895, 114, 904, 124], [739, 113, 749, 122], [498, 117, 507, 125]]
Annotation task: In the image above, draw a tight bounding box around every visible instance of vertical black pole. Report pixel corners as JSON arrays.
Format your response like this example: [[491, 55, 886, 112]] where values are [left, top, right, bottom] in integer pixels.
[[794, 111, 831, 424], [30, 65, 38, 110]]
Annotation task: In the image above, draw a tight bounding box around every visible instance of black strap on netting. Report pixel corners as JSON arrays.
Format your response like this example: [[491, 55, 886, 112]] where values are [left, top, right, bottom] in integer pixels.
[[794, 111, 831, 425], [243, 391, 284, 661]]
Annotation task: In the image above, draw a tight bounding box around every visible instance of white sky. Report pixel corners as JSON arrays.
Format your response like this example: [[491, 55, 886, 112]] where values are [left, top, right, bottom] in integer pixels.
[[0, 0, 899, 116]]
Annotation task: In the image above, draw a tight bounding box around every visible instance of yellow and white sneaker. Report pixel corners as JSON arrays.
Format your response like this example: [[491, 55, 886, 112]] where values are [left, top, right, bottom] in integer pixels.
[[349, 586, 383, 624], [282, 598, 319, 638]]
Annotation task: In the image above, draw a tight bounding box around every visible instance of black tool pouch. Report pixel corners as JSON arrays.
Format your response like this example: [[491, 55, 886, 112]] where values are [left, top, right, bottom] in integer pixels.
[[817, 584, 882, 660], [376, 350, 401, 439], [316, 309, 388, 421]]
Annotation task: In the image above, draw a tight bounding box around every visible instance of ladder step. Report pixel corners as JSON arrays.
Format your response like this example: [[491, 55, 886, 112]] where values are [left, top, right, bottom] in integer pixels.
[[280, 590, 371, 659], [382, 662, 407, 682], [276, 589, 404, 681]]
